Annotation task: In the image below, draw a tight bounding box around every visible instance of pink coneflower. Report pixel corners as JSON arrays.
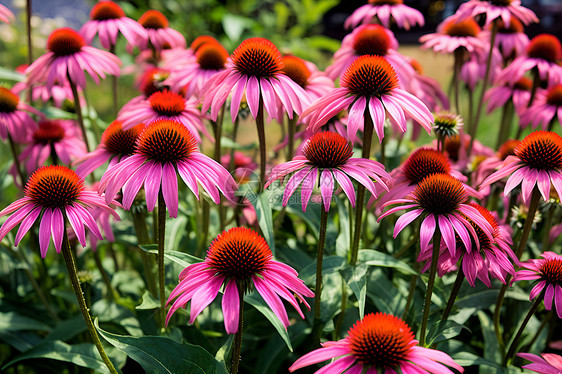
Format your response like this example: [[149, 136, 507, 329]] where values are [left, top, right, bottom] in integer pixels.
[[0, 4, 14, 23], [455, 0, 538, 27], [0, 86, 40, 142], [520, 85, 562, 131], [480, 131, 562, 203], [26, 27, 122, 90], [137, 10, 185, 51], [119, 67, 172, 114], [419, 203, 516, 287], [117, 89, 206, 142], [344, 0, 424, 30], [18, 119, 86, 173], [13, 79, 76, 108], [289, 312, 463, 373], [440, 132, 495, 171], [74, 121, 143, 177], [166, 227, 314, 334], [266, 131, 390, 211], [168, 41, 229, 98], [459, 47, 503, 91], [408, 59, 450, 113], [420, 15, 486, 54], [325, 24, 415, 89], [201, 37, 310, 122], [282, 55, 333, 102], [474, 139, 521, 189], [380, 173, 493, 257], [374, 148, 481, 211], [303, 55, 433, 142], [482, 18, 529, 60], [80, 1, 147, 50], [496, 34, 562, 86], [514, 251, 562, 318], [99, 119, 236, 218], [0, 166, 119, 257], [518, 352, 562, 373], [485, 77, 532, 115]]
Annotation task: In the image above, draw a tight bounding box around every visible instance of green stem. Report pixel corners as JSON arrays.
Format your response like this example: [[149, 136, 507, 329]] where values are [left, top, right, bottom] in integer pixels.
[[131, 210, 157, 297], [420, 228, 441, 347], [61, 231, 118, 374], [441, 270, 465, 322], [312, 203, 329, 346], [349, 110, 374, 265], [496, 100, 514, 149], [157, 191, 167, 330], [7, 134, 26, 186], [231, 286, 245, 374], [287, 115, 297, 161], [468, 20, 499, 156], [402, 272, 418, 321], [92, 249, 120, 300], [333, 277, 347, 340], [542, 205, 555, 250], [256, 97, 266, 191], [504, 293, 543, 366], [68, 76, 91, 152], [109, 44, 118, 117], [453, 50, 463, 115]]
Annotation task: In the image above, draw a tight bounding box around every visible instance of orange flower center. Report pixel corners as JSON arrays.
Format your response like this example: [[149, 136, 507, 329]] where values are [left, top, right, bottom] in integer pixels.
[[513, 77, 532, 91], [515, 131, 562, 170], [527, 34, 562, 62], [341, 55, 398, 98], [413, 174, 467, 215], [139, 10, 169, 29], [0, 87, 19, 113], [136, 119, 197, 163], [190, 35, 220, 52], [442, 18, 481, 38], [303, 131, 353, 169], [90, 1, 125, 21], [546, 84, 562, 107], [348, 312, 415, 369], [353, 24, 392, 57], [33, 120, 65, 144], [497, 139, 521, 160], [444, 134, 462, 161], [206, 227, 272, 290], [497, 18, 523, 34], [282, 56, 311, 88], [196, 43, 229, 70], [140, 68, 170, 97], [231, 37, 283, 78], [101, 121, 142, 156], [25, 166, 84, 208], [47, 28, 85, 57], [466, 202, 499, 250], [148, 90, 185, 117], [540, 258, 562, 286], [402, 148, 451, 185]]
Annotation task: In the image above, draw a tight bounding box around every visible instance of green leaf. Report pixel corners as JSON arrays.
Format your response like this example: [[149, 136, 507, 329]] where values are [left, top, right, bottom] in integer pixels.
[[45, 315, 86, 342], [136, 290, 160, 310], [358, 249, 417, 275], [222, 14, 254, 42], [0, 67, 25, 82], [245, 292, 293, 352], [140, 245, 202, 268], [1, 340, 110, 373], [426, 320, 469, 345], [340, 264, 368, 319], [300, 255, 346, 284], [0, 311, 51, 332], [237, 185, 275, 254], [96, 320, 228, 374]]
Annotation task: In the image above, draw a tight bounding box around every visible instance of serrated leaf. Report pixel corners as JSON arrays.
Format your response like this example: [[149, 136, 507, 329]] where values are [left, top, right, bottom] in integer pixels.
[[96, 320, 228, 374], [358, 249, 417, 275], [340, 264, 368, 319], [140, 245, 202, 268], [1, 340, 110, 373], [136, 290, 160, 310], [245, 292, 293, 352]]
